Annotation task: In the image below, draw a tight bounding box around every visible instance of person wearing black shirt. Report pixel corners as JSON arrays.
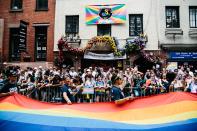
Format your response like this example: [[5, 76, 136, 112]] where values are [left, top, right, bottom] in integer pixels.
[[62, 77, 83, 104], [166, 70, 176, 92], [62, 77, 74, 104], [111, 75, 124, 101], [0, 71, 18, 98]]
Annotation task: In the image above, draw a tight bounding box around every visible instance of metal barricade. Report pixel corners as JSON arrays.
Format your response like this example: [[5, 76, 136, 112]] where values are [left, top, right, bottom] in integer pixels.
[[39, 85, 63, 102], [18, 84, 63, 103], [19, 85, 114, 103]]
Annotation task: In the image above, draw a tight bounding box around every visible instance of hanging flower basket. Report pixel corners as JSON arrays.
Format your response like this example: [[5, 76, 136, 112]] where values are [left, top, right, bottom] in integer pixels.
[[86, 36, 117, 52], [125, 34, 161, 63], [86, 36, 125, 57], [57, 35, 126, 62], [57, 38, 65, 50], [57, 36, 84, 54], [125, 34, 147, 54]]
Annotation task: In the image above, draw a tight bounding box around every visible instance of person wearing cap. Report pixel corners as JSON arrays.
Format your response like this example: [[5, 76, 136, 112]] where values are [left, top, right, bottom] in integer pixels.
[[69, 67, 78, 78], [0, 71, 18, 98], [110, 74, 125, 101], [86, 69, 92, 75]]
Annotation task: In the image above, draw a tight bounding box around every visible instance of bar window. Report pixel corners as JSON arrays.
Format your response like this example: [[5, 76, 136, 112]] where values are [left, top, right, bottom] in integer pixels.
[[166, 6, 180, 28], [189, 6, 197, 28], [65, 15, 79, 37], [129, 14, 143, 36]]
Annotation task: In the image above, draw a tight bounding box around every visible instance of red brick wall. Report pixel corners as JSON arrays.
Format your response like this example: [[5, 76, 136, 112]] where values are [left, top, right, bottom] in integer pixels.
[[0, 0, 55, 62]]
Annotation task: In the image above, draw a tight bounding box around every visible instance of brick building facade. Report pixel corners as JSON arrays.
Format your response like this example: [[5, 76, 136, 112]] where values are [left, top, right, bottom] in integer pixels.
[[0, 0, 55, 63]]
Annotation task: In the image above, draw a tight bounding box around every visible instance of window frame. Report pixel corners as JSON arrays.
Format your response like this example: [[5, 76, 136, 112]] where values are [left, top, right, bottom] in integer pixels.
[[10, 0, 23, 12], [189, 6, 197, 28], [35, 0, 48, 11], [65, 15, 79, 36], [165, 6, 180, 28], [129, 14, 143, 36], [97, 24, 111, 36]]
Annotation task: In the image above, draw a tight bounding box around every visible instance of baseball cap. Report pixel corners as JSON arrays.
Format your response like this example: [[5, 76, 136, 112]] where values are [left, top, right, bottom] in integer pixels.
[[111, 74, 121, 84], [8, 70, 17, 77]]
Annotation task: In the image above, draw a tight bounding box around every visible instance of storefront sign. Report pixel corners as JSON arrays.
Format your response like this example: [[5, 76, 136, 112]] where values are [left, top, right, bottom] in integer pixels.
[[19, 20, 28, 52], [86, 4, 126, 24], [169, 52, 197, 59], [84, 51, 126, 60]]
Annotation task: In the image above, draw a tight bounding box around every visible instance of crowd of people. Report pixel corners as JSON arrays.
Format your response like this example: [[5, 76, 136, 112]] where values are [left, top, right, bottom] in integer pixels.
[[0, 64, 197, 104]]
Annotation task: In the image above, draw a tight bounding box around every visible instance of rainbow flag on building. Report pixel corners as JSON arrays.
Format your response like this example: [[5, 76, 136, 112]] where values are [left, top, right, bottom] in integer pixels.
[[86, 4, 126, 24], [0, 92, 197, 131]]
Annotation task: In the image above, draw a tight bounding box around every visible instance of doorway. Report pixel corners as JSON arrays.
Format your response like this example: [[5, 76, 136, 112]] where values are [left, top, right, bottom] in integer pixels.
[[35, 26, 47, 61], [9, 28, 20, 61]]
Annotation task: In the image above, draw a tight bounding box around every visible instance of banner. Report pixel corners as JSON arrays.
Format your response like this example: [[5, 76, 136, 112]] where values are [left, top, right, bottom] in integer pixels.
[[84, 51, 126, 60], [86, 4, 126, 24], [0, 92, 197, 130]]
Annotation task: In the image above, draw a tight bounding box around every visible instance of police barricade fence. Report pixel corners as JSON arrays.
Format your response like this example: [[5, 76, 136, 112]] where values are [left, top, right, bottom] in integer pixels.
[[18, 84, 112, 103], [18, 84, 169, 103]]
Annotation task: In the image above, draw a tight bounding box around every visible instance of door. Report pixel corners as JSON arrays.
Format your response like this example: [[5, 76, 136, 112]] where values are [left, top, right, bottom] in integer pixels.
[[35, 26, 47, 61], [9, 28, 20, 61]]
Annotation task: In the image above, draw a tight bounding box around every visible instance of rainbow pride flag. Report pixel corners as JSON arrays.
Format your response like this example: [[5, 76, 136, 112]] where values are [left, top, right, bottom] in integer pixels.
[[0, 92, 197, 131], [86, 4, 126, 24]]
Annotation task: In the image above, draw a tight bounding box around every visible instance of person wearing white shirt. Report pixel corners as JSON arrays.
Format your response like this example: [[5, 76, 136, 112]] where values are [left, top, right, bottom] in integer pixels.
[[188, 77, 197, 94], [69, 67, 78, 78]]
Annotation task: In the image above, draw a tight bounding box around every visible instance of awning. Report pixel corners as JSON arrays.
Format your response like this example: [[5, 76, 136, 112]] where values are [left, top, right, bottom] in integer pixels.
[[32, 23, 50, 27], [84, 51, 126, 60], [160, 44, 197, 51]]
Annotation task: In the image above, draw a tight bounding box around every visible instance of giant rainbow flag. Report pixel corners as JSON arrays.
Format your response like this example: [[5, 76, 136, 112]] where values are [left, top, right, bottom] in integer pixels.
[[86, 4, 126, 24], [0, 92, 197, 131]]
